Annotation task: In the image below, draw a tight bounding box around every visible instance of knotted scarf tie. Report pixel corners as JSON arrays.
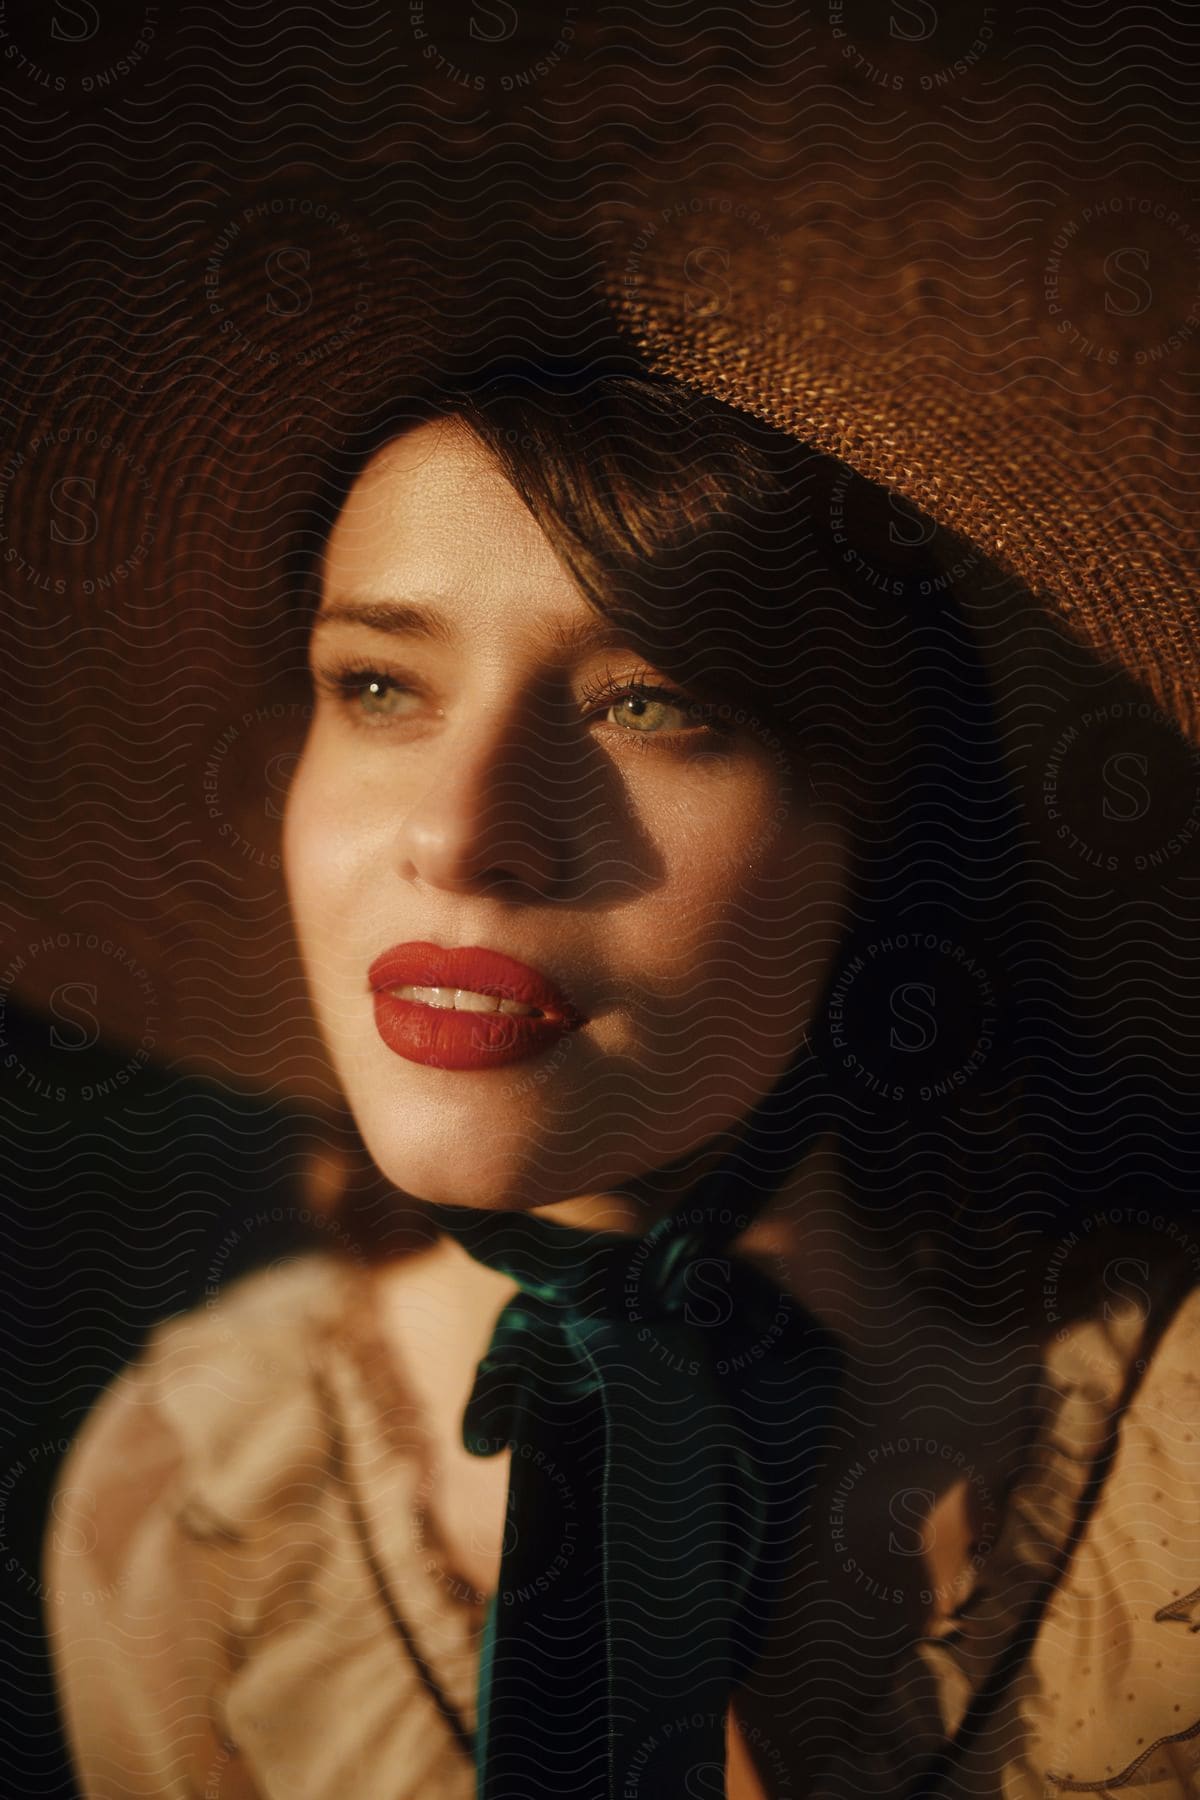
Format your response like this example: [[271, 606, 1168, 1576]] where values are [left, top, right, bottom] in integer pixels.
[[427, 1058, 842, 1800]]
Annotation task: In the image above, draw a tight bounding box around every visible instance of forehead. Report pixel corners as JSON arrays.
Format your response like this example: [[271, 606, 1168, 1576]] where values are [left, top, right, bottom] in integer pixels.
[[321, 417, 582, 623]]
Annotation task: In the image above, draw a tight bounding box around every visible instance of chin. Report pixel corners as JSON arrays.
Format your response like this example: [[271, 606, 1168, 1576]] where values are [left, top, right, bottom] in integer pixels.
[[329, 1035, 771, 1221], [348, 1096, 574, 1214]]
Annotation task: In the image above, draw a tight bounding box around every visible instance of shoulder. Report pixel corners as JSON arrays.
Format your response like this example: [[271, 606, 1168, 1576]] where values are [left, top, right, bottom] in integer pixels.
[[1010, 1264, 1200, 1794], [43, 1256, 370, 1798], [55, 1253, 361, 1542], [46, 1250, 481, 1799], [1096, 1268, 1200, 1607], [894, 1246, 1200, 1796]]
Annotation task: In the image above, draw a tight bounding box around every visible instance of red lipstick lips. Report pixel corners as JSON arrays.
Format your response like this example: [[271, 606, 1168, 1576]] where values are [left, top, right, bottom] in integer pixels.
[[367, 941, 587, 1071]]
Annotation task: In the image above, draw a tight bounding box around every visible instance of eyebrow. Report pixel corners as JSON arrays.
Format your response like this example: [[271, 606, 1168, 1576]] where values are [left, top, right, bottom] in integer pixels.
[[313, 597, 637, 657]]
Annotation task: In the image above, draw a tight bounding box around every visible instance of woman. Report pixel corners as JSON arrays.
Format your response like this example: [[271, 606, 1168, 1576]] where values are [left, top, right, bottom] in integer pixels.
[[8, 8, 1198, 1793], [40, 357, 1200, 1799]]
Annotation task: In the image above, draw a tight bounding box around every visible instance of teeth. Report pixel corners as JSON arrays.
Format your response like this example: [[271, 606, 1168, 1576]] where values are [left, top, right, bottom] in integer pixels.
[[387, 984, 543, 1018], [452, 988, 503, 1013]]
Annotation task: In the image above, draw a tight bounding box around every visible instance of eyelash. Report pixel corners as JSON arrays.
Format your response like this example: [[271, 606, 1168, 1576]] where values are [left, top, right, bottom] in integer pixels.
[[313, 659, 727, 749], [578, 664, 726, 741]]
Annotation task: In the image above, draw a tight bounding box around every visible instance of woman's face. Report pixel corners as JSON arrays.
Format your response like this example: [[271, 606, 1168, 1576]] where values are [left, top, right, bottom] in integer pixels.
[[284, 416, 848, 1212]]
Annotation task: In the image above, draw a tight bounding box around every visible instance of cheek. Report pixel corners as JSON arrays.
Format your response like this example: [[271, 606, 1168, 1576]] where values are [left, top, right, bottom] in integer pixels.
[[282, 736, 367, 946], [651, 757, 838, 912], [633, 764, 846, 1017]]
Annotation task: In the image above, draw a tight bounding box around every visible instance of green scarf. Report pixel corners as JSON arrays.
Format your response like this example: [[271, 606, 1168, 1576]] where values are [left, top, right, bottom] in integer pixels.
[[427, 1054, 841, 1799]]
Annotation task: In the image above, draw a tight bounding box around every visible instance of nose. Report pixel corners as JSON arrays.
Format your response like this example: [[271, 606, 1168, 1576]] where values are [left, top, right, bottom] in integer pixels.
[[394, 690, 571, 899]]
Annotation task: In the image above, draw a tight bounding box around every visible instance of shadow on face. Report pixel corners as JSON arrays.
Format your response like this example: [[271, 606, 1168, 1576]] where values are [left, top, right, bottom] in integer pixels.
[[283, 412, 850, 1213]]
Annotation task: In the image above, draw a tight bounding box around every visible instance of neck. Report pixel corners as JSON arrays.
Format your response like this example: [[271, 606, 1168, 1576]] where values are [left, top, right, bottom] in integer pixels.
[[375, 1130, 1039, 1464], [527, 1128, 920, 1356], [525, 1124, 744, 1238]]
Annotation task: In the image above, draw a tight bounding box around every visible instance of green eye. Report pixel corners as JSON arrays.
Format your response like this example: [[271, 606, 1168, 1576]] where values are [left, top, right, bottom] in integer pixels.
[[317, 660, 724, 746], [359, 676, 413, 719], [316, 665, 421, 723], [610, 692, 691, 734], [581, 665, 720, 742]]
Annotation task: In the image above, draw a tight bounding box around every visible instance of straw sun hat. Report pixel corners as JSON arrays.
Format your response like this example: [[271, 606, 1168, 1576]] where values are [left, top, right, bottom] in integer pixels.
[[2, 3, 1198, 1116]]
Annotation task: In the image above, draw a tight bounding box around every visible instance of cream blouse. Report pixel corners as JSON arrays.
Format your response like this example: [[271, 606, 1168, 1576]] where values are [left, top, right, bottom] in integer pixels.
[[43, 1245, 1200, 1799]]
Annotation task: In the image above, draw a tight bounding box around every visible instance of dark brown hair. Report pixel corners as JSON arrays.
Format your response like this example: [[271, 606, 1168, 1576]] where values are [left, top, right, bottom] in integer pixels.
[[407, 370, 925, 797]]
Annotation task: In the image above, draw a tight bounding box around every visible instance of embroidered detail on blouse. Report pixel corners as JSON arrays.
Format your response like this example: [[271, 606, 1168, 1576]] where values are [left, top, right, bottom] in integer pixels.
[[1154, 1585, 1200, 1631], [1043, 1713, 1200, 1793], [313, 1355, 478, 1765]]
